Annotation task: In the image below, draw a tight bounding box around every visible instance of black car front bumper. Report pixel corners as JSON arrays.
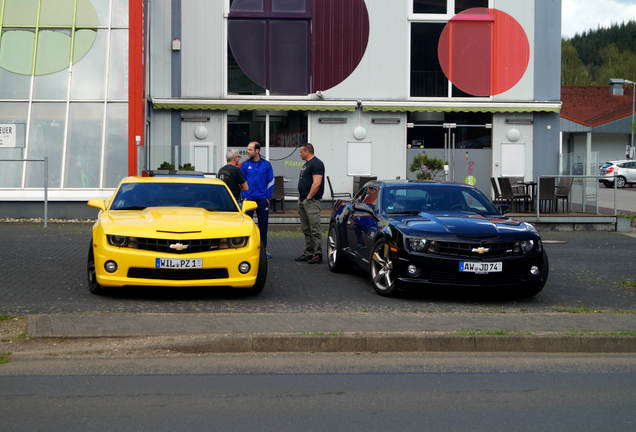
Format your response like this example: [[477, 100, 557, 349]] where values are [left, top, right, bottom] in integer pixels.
[[395, 251, 547, 288]]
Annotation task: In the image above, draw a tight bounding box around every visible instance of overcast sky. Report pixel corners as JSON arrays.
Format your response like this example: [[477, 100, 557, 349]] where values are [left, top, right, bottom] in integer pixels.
[[562, 0, 636, 38]]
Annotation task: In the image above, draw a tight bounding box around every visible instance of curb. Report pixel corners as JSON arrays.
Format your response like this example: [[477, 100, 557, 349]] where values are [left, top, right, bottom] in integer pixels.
[[160, 334, 636, 354], [9, 333, 636, 356]]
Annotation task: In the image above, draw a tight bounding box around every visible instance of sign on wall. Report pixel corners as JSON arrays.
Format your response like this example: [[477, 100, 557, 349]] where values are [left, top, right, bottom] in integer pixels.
[[0, 124, 16, 148], [348, 142, 372, 176]]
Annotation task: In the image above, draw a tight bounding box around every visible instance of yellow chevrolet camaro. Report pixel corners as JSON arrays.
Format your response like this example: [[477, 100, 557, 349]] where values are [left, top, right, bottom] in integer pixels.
[[87, 173, 266, 295]]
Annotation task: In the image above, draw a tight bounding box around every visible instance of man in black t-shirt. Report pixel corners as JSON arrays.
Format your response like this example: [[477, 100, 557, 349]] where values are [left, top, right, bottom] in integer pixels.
[[295, 143, 325, 264], [218, 150, 248, 202]]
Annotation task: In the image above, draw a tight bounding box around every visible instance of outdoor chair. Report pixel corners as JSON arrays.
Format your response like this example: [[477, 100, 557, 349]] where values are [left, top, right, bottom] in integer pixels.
[[555, 177, 573, 213], [327, 176, 352, 201], [537, 177, 556, 213], [498, 177, 530, 212], [508, 176, 526, 194], [490, 177, 503, 204], [270, 176, 285, 212]]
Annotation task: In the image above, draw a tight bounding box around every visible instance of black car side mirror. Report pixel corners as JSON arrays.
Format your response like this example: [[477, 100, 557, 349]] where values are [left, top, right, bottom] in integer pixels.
[[497, 204, 510, 215], [353, 202, 375, 215]]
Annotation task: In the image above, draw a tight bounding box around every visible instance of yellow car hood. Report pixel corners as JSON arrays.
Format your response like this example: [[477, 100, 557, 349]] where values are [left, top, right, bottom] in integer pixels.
[[100, 207, 253, 238]]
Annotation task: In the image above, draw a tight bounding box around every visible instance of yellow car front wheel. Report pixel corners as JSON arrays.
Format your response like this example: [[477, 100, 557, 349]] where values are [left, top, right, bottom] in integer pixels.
[[246, 247, 267, 296], [87, 242, 108, 296]]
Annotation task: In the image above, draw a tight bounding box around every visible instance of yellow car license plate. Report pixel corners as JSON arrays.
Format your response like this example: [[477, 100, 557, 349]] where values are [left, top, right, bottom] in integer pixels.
[[155, 258, 203, 269]]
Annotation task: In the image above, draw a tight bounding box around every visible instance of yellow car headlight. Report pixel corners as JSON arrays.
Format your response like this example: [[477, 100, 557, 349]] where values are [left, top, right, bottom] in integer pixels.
[[107, 235, 138, 248], [215, 237, 249, 250]]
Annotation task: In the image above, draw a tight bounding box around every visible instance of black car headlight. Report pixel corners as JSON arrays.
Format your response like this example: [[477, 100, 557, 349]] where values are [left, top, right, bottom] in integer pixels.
[[514, 240, 536, 255], [406, 237, 434, 253], [107, 235, 135, 248]]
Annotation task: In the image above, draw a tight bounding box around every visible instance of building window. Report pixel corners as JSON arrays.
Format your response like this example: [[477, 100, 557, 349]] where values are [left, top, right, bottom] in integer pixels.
[[227, 0, 369, 96], [0, 0, 129, 190], [411, 0, 489, 16], [413, 0, 447, 15], [410, 2, 492, 98], [410, 23, 447, 97]]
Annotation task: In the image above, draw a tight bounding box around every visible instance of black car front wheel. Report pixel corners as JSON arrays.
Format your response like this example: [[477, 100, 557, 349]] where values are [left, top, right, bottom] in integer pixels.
[[370, 239, 400, 297], [327, 224, 347, 273]]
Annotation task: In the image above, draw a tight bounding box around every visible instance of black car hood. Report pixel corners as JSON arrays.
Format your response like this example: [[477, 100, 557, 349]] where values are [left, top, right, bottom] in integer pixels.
[[390, 211, 534, 239]]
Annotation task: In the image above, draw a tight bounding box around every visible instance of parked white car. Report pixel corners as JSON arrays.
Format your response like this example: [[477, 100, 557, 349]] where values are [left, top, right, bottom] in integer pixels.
[[599, 160, 636, 188]]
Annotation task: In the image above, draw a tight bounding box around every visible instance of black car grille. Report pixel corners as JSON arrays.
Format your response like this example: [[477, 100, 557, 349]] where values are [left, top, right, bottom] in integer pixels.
[[429, 270, 527, 286], [127, 267, 229, 280], [436, 241, 516, 259], [135, 238, 221, 254]]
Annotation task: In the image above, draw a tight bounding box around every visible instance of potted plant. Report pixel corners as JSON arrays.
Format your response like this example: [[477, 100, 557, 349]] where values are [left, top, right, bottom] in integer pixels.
[[409, 153, 447, 180]]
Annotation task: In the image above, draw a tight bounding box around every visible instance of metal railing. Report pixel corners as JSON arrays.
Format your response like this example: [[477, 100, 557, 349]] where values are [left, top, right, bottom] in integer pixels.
[[536, 175, 617, 219], [0, 158, 48, 227]]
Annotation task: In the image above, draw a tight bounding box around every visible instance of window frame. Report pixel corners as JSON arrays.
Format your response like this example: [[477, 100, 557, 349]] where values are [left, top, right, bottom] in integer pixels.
[[225, 0, 313, 98], [408, 0, 494, 100]]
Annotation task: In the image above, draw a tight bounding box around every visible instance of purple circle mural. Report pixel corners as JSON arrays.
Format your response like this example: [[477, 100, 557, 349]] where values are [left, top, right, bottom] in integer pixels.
[[228, 0, 370, 95]]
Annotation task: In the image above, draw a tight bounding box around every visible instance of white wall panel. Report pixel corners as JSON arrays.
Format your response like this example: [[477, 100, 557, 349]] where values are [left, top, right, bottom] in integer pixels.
[[310, 111, 406, 195], [180, 112, 225, 172], [149, 0, 171, 98], [181, 0, 224, 98], [149, 110, 172, 169], [493, 0, 535, 101]]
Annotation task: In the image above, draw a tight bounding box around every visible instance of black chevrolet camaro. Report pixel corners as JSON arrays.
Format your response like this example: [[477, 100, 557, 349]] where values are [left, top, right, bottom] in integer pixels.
[[327, 180, 548, 297]]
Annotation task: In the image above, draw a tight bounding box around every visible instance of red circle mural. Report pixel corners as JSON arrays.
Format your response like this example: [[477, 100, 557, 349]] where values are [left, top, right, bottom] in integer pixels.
[[437, 8, 529, 97]]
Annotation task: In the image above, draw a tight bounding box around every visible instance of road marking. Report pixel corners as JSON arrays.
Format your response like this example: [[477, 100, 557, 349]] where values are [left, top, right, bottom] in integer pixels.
[[542, 240, 568, 244]]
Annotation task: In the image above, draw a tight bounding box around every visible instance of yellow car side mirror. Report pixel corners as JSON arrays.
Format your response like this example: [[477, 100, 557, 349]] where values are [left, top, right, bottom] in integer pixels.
[[242, 200, 258, 214], [87, 199, 106, 211]]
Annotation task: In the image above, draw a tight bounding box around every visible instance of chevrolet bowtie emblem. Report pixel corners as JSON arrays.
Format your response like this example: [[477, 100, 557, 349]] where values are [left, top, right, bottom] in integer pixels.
[[472, 247, 489, 254], [170, 243, 189, 251]]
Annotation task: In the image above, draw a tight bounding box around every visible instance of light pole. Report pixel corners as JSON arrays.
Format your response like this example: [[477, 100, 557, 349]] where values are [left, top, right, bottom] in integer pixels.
[[610, 78, 635, 159]]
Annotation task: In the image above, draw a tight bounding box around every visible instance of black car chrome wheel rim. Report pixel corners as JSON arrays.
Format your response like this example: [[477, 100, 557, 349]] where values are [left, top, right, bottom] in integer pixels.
[[371, 243, 394, 291], [327, 229, 337, 267]]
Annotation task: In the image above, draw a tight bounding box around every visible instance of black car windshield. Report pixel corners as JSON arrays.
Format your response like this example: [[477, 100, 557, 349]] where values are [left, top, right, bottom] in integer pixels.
[[382, 185, 500, 215], [110, 182, 239, 212]]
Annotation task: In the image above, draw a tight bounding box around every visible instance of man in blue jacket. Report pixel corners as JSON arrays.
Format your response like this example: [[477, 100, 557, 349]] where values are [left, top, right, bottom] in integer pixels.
[[241, 141, 274, 258]]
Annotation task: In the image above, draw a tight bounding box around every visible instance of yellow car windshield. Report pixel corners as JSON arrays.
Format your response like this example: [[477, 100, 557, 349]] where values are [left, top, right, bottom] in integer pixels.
[[110, 182, 239, 212]]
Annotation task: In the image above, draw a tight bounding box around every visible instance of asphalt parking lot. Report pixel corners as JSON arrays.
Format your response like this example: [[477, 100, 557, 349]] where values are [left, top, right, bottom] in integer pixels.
[[1, 222, 635, 315]]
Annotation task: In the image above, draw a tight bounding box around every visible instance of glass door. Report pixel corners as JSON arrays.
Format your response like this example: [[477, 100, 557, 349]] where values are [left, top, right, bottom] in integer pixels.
[[406, 112, 492, 194]]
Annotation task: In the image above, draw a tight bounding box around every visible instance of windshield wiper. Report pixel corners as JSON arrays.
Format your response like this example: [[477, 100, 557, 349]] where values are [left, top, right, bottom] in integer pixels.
[[385, 210, 421, 215], [113, 206, 147, 210]]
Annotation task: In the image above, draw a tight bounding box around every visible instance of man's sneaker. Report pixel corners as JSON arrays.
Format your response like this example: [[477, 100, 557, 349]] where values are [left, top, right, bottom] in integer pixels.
[[307, 254, 322, 264], [294, 254, 310, 262], [266, 252, 272, 259]]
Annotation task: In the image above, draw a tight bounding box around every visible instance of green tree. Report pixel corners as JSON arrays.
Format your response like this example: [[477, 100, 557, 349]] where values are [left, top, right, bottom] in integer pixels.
[[594, 43, 636, 85], [561, 39, 591, 85], [409, 153, 447, 180]]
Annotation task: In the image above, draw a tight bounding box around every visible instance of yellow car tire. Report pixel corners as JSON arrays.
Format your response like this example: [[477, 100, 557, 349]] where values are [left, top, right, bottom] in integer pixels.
[[87, 242, 108, 296], [247, 247, 267, 296]]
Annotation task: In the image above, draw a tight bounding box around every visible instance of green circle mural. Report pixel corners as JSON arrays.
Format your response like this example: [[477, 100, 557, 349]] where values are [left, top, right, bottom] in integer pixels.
[[0, 0, 98, 75]]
